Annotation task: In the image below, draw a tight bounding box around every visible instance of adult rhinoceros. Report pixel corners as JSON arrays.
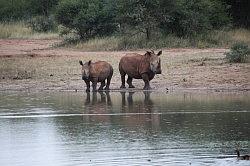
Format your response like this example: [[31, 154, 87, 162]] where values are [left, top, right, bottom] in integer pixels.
[[119, 50, 162, 90]]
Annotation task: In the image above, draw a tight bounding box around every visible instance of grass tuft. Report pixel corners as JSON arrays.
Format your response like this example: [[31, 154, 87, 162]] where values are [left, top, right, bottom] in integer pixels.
[[225, 42, 250, 63], [67, 29, 250, 51], [0, 21, 59, 39], [1, 21, 249, 51], [75, 36, 121, 51]]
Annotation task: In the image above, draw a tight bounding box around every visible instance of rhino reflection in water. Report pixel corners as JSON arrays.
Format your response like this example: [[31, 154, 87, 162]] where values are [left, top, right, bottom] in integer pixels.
[[85, 91, 112, 106], [119, 50, 162, 90], [84, 91, 112, 123], [83, 92, 160, 128], [120, 91, 160, 128]]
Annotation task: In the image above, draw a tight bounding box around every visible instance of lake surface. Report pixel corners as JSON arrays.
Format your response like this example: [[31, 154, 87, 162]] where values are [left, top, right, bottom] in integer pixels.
[[0, 91, 249, 166]]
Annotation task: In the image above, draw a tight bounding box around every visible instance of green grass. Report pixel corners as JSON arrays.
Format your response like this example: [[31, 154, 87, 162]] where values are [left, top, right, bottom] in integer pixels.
[[67, 28, 250, 51], [70, 34, 191, 51], [196, 28, 250, 48], [0, 21, 59, 39], [1, 21, 249, 50], [75, 36, 121, 51]]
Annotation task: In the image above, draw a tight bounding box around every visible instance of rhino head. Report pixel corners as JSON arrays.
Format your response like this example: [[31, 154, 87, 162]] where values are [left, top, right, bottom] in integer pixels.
[[145, 50, 162, 74], [79, 60, 91, 80]]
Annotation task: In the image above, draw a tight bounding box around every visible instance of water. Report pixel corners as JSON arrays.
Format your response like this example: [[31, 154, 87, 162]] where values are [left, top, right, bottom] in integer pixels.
[[0, 91, 249, 166]]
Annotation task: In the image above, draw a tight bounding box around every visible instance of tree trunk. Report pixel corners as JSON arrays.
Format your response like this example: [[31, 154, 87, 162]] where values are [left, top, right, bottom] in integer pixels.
[[146, 28, 151, 40]]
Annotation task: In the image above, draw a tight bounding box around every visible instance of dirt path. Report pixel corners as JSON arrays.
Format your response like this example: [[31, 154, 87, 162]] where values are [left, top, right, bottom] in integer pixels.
[[0, 39, 249, 92]]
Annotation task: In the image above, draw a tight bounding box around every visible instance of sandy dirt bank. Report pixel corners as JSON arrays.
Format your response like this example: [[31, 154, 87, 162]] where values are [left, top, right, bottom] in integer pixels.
[[0, 39, 249, 92]]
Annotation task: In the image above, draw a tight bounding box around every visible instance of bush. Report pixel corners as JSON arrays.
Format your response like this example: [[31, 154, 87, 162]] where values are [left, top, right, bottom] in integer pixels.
[[28, 15, 56, 32], [54, 0, 231, 42], [58, 25, 73, 37], [226, 42, 250, 63], [157, 0, 231, 37], [55, 0, 118, 40], [0, 0, 59, 22]]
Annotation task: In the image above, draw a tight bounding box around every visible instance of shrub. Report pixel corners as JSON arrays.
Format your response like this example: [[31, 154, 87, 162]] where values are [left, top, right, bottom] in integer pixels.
[[0, 21, 59, 39], [28, 15, 56, 32], [226, 42, 250, 63], [0, 0, 59, 22], [58, 25, 72, 37], [157, 0, 231, 37], [55, 0, 118, 40], [0, 21, 31, 38]]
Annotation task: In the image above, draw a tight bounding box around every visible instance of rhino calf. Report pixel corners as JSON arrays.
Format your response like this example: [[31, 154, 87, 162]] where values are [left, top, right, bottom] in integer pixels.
[[119, 50, 162, 90], [79, 60, 113, 92]]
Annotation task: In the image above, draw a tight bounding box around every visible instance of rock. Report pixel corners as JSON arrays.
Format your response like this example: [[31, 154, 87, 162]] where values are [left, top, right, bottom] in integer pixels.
[[198, 61, 205, 66]]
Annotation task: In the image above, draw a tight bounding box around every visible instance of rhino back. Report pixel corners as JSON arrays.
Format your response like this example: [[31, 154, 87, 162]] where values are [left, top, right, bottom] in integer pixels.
[[119, 53, 152, 78], [119, 53, 143, 78], [90, 61, 112, 81]]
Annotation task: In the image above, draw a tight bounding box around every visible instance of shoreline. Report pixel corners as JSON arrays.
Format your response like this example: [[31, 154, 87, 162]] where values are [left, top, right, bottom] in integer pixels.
[[0, 87, 249, 93]]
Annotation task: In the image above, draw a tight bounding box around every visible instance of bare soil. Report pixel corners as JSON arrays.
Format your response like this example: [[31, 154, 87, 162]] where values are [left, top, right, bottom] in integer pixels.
[[0, 39, 249, 92]]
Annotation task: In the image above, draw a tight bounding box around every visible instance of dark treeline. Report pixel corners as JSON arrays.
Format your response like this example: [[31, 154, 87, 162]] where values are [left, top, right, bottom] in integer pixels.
[[0, 0, 249, 39], [0, 0, 59, 19], [222, 0, 250, 27]]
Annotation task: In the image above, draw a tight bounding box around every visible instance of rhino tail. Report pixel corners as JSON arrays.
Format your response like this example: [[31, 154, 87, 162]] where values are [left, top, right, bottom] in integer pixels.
[[119, 62, 126, 76]]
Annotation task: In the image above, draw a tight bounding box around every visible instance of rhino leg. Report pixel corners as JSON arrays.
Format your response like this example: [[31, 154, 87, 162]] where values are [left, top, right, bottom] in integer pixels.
[[120, 74, 126, 89], [98, 80, 106, 91], [105, 74, 112, 90], [142, 73, 152, 90], [84, 80, 91, 92], [127, 76, 135, 88], [92, 80, 98, 92]]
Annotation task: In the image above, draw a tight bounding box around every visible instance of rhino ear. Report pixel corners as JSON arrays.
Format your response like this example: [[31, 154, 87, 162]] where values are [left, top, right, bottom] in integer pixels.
[[157, 50, 162, 56], [88, 60, 92, 66], [79, 60, 83, 66], [145, 51, 151, 57]]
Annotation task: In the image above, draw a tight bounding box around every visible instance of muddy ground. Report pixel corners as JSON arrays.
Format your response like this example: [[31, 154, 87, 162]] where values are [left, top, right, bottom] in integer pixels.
[[0, 39, 249, 92]]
